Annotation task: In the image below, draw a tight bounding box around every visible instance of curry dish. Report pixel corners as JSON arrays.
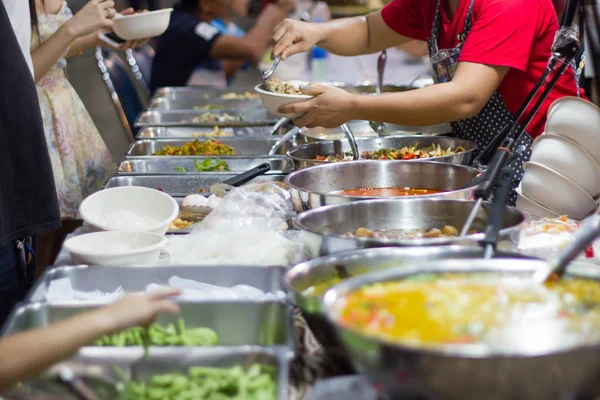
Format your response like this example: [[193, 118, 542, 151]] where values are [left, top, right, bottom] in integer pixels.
[[153, 139, 236, 156], [332, 187, 445, 197], [336, 274, 600, 350]]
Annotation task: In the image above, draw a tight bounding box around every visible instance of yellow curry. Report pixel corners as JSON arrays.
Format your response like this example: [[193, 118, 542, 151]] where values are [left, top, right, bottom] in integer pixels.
[[336, 274, 600, 349]]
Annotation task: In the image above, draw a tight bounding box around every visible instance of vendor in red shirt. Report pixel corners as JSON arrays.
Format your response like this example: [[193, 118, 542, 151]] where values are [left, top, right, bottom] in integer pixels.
[[272, 0, 584, 202]]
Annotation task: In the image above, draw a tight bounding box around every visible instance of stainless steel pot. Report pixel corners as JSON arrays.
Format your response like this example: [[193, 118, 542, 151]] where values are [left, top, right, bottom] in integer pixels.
[[323, 259, 600, 400], [287, 136, 476, 170], [285, 161, 481, 212], [293, 198, 526, 257]]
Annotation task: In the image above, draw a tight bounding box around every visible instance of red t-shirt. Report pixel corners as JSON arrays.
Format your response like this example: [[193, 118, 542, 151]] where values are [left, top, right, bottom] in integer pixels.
[[381, 0, 585, 138]]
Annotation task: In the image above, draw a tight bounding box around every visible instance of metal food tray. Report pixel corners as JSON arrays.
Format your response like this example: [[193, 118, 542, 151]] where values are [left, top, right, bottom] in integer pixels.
[[135, 109, 279, 127], [117, 157, 294, 175], [149, 96, 263, 111], [136, 125, 288, 139], [152, 87, 259, 102], [104, 174, 286, 197], [39, 349, 289, 399], [3, 301, 294, 353], [126, 137, 292, 157], [28, 265, 288, 303]]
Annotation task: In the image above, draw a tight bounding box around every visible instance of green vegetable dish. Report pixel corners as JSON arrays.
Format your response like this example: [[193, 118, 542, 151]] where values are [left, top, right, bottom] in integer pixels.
[[95, 319, 218, 347], [120, 364, 277, 400], [175, 159, 230, 172]]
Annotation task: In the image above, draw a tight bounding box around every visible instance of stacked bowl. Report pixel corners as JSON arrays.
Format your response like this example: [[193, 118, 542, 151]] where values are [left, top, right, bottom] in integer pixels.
[[517, 97, 600, 220]]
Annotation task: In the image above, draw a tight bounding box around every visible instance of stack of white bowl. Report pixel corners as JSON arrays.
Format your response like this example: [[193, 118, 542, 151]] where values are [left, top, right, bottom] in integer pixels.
[[517, 97, 600, 220]]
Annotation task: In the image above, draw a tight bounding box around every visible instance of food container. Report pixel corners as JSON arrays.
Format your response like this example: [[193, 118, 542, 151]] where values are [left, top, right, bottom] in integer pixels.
[[149, 97, 263, 111], [136, 125, 288, 138], [117, 157, 294, 175], [135, 109, 279, 128], [113, 8, 173, 40], [151, 87, 259, 102], [254, 82, 313, 118]]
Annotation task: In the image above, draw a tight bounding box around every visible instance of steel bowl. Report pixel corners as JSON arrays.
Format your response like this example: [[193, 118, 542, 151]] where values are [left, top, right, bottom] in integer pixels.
[[293, 198, 526, 256], [286, 247, 534, 373], [285, 161, 481, 212], [296, 121, 452, 144], [287, 136, 476, 170], [323, 259, 600, 400]]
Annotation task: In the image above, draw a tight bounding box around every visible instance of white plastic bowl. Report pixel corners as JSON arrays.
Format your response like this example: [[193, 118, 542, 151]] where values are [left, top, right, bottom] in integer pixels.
[[80, 187, 179, 235], [515, 186, 561, 219], [254, 82, 313, 118], [545, 96, 600, 164], [113, 8, 173, 40], [531, 133, 600, 197], [521, 162, 598, 220], [64, 231, 166, 266]]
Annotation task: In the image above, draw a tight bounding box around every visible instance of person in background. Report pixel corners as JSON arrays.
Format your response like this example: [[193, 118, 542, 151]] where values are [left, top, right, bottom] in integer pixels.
[[129, 0, 157, 11], [30, 0, 147, 272], [0, 288, 180, 393], [150, 0, 295, 92], [0, 0, 61, 326]]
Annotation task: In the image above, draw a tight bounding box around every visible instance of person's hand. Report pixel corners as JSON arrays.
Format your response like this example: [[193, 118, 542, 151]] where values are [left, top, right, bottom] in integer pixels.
[[67, 0, 116, 38], [279, 84, 357, 128], [95, 288, 181, 334], [272, 19, 322, 60]]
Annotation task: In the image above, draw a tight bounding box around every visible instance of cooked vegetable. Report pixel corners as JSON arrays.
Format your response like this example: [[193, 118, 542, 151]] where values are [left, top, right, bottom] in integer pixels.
[[189, 113, 242, 123], [265, 78, 306, 95], [343, 225, 473, 239], [174, 159, 230, 172], [193, 105, 224, 110], [220, 91, 258, 99], [94, 319, 218, 347], [120, 364, 276, 400], [153, 139, 236, 156], [317, 143, 466, 162], [192, 127, 234, 138], [336, 274, 600, 349]]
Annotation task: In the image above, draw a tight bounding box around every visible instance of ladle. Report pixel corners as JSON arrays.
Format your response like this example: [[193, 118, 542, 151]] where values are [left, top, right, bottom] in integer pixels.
[[369, 50, 391, 137], [481, 167, 514, 259], [341, 123, 359, 160], [259, 56, 281, 91]]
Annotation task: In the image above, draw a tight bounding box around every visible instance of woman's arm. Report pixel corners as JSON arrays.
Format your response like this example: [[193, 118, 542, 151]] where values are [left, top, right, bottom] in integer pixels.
[[280, 62, 509, 128], [0, 289, 179, 393]]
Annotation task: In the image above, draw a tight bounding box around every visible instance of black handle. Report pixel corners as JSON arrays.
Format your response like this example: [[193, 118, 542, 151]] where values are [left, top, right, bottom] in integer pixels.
[[473, 137, 514, 200], [221, 163, 271, 187], [480, 167, 514, 251]]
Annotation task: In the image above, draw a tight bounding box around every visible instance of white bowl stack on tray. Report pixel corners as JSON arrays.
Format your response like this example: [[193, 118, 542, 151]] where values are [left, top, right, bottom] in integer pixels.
[[517, 97, 600, 220]]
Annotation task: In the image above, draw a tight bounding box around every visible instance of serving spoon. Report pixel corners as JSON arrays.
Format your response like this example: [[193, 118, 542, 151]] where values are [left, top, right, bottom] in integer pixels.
[[341, 123, 360, 160], [259, 56, 282, 92], [369, 51, 391, 137]]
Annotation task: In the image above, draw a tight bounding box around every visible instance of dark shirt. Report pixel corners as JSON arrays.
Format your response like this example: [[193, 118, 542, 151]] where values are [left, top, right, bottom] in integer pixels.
[[0, 0, 61, 247], [150, 6, 222, 92]]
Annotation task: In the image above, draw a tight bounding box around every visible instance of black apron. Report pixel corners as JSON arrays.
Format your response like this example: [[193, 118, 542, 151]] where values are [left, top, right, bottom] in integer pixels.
[[427, 0, 533, 205]]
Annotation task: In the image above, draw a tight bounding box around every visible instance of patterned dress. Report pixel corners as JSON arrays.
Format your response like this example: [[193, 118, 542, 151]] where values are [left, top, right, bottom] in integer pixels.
[[32, 2, 114, 220]]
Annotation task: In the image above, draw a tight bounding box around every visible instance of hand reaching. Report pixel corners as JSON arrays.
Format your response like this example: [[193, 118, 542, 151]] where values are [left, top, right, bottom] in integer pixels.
[[272, 19, 322, 60], [67, 0, 116, 38]]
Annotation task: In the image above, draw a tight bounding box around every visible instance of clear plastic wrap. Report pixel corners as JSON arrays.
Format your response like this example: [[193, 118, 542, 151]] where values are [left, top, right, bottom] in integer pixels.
[[518, 216, 599, 263]]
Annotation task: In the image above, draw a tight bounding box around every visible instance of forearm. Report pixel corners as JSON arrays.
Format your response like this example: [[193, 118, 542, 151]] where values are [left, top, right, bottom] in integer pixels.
[[0, 309, 114, 392], [31, 22, 78, 82], [314, 16, 370, 56], [66, 33, 101, 58], [245, 5, 288, 59], [352, 82, 483, 125], [222, 59, 247, 77]]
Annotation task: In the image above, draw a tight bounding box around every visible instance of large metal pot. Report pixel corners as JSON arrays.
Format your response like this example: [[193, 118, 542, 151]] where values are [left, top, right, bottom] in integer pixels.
[[293, 198, 526, 257], [296, 121, 452, 144], [287, 136, 476, 170], [285, 161, 481, 212], [323, 259, 600, 400]]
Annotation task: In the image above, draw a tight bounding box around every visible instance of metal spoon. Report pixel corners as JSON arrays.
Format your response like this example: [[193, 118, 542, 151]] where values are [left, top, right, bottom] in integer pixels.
[[532, 213, 600, 283], [260, 57, 282, 91], [270, 117, 291, 136], [369, 51, 391, 137], [341, 123, 359, 160], [268, 126, 299, 155]]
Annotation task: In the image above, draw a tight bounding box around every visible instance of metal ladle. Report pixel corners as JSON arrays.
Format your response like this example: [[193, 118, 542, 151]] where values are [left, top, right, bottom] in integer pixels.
[[369, 50, 391, 137], [341, 123, 359, 160], [259, 56, 282, 92]]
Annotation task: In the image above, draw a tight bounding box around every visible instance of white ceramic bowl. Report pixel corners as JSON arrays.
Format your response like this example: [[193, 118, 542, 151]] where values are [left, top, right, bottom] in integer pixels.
[[80, 187, 179, 235], [545, 96, 600, 164], [531, 133, 600, 197], [521, 162, 598, 220], [515, 186, 561, 219], [64, 231, 166, 266], [113, 8, 173, 40], [254, 82, 313, 118]]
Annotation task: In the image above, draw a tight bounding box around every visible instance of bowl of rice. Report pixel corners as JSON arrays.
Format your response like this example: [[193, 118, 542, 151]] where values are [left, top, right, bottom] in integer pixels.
[[64, 231, 167, 266], [255, 79, 314, 118], [80, 187, 179, 235]]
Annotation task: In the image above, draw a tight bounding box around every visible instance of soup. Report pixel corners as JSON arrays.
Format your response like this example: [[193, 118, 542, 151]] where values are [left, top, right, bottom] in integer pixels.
[[336, 274, 600, 351], [332, 187, 445, 197]]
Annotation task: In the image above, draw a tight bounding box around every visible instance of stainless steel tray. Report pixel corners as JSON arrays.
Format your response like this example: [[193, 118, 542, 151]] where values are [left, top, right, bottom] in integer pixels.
[[3, 301, 294, 352], [136, 125, 288, 138], [152, 87, 259, 101], [104, 174, 286, 197], [117, 157, 294, 175], [28, 265, 288, 303], [38, 348, 289, 400], [135, 109, 278, 127], [126, 138, 292, 157], [149, 97, 263, 111]]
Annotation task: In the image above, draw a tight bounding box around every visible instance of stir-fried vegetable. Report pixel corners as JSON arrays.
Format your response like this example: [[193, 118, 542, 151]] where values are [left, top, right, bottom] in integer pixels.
[[175, 159, 230, 172], [316, 143, 466, 162], [220, 91, 257, 99], [153, 139, 236, 156], [193, 105, 224, 110], [120, 364, 277, 400], [94, 319, 218, 347], [189, 113, 242, 123]]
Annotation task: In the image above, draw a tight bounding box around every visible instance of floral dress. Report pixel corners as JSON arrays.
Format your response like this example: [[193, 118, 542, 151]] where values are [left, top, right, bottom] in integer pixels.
[[32, 2, 114, 220]]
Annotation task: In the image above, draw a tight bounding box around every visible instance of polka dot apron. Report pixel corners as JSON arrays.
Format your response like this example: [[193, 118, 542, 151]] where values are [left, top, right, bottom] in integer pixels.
[[427, 0, 533, 205]]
